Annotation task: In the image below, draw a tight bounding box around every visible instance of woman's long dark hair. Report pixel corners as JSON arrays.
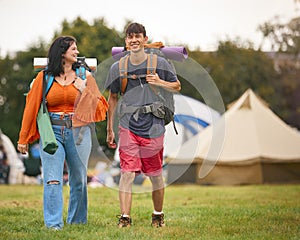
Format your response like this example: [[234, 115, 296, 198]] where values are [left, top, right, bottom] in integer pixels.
[[45, 36, 77, 77]]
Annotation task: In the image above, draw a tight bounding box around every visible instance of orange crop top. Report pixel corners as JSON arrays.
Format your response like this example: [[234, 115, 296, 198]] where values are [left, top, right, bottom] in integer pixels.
[[46, 80, 79, 113]]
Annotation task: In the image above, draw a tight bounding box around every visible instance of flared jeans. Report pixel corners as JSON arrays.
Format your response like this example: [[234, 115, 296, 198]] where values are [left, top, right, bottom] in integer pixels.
[[40, 113, 91, 229]]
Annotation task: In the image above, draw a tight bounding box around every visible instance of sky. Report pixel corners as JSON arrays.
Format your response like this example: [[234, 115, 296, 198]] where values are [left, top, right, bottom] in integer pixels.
[[0, 0, 298, 57]]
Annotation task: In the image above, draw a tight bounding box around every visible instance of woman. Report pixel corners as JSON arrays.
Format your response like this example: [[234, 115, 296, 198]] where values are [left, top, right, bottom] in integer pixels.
[[17, 36, 108, 230]]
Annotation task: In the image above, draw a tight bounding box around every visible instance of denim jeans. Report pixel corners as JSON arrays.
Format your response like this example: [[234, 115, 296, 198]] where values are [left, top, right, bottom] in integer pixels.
[[40, 113, 91, 229]]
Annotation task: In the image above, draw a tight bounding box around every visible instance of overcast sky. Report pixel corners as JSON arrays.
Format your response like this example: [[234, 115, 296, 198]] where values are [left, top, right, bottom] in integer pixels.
[[0, 0, 298, 57]]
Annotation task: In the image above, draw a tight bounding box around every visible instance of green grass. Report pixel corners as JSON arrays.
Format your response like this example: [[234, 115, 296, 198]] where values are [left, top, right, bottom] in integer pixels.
[[0, 184, 299, 240]]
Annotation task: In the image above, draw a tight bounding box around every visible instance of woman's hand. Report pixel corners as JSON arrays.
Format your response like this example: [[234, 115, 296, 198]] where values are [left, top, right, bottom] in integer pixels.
[[74, 77, 86, 93], [17, 143, 28, 154]]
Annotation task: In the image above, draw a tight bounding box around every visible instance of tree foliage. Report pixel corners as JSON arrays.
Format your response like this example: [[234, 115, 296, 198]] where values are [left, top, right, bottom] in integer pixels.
[[257, 15, 300, 129], [258, 16, 300, 56], [190, 40, 277, 104], [0, 44, 47, 144], [54, 17, 124, 62]]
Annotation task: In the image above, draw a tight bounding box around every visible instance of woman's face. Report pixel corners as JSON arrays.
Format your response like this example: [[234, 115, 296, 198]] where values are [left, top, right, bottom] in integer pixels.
[[64, 42, 79, 64]]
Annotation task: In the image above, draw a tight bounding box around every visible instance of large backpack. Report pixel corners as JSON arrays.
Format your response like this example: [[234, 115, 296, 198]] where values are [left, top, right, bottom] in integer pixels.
[[118, 52, 178, 134]]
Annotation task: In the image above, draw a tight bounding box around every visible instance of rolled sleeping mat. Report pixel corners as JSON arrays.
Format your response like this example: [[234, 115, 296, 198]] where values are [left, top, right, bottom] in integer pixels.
[[33, 57, 98, 72], [111, 47, 126, 60], [111, 46, 188, 62], [160, 46, 188, 62]]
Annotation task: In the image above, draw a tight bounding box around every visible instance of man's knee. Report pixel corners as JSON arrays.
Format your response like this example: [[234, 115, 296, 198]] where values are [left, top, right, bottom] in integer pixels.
[[119, 172, 135, 192], [149, 175, 164, 190], [120, 172, 135, 182]]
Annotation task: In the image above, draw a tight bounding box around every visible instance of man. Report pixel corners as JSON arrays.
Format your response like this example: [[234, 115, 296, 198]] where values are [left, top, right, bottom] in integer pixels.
[[106, 22, 181, 228]]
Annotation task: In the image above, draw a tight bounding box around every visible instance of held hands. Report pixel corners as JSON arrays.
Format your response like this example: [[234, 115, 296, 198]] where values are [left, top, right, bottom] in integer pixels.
[[17, 143, 28, 154], [74, 77, 86, 93]]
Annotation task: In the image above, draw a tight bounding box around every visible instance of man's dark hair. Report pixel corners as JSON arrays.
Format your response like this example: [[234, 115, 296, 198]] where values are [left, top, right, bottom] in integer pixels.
[[125, 22, 146, 37]]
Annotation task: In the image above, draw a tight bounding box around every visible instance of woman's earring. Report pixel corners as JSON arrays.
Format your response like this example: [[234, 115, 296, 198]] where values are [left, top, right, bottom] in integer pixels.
[[62, 54, 65, 65]]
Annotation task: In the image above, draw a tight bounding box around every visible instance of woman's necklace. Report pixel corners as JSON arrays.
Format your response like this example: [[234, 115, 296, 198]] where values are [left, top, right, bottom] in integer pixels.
[[63, 71, 72, 81], [58, 72, 74, 86]]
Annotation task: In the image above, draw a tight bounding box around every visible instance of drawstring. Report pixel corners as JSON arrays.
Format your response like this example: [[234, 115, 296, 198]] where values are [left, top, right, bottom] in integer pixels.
[[60, 114, 65, 139], [76, 126, 86, 145]]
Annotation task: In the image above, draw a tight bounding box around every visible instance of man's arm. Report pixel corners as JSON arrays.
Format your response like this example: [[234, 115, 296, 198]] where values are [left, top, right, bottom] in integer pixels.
[[106, 91, 118, 149], [146, 74, 181, 92]]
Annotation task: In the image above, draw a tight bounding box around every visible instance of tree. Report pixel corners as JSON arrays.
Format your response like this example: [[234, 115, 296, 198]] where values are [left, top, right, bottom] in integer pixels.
[[0, 44, 47, 144], [54, 17, 124, 62], [258, 13, 300, 129], [189, 40, 277, 107], [258, 16, 300, 56]]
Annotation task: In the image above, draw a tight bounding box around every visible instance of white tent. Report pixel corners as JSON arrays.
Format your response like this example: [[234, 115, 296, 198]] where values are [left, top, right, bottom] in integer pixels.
[[164, 94, 220, 158], [167, 89, 300, 185], [114, 94, 220, 161], [1, 132, 25, 184]]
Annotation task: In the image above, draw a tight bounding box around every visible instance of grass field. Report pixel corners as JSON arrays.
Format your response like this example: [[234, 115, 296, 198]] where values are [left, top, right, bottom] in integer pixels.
[[0, 184, 299, 240]]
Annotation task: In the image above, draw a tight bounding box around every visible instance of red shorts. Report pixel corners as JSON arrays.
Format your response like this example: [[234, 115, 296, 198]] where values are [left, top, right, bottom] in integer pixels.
[[118, 127, 164, 176]]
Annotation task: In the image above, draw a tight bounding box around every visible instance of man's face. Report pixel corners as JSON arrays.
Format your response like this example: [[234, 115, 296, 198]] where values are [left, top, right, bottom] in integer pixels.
[[125, 33, 148, 53]]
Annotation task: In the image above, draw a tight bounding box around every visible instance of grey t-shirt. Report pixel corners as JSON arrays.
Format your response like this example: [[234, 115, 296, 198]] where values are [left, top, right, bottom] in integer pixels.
[[107, 55, 177, 138]]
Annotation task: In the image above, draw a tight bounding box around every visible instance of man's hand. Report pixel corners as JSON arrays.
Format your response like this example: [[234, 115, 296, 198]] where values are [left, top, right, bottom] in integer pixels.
[[146, 74, 181, 92], [146, 73, 160, 85], [106, 130, 117, 149]]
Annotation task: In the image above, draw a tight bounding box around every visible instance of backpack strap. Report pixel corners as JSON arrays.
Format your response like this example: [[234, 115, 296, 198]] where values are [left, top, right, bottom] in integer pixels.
[[119, 54, 130, 95], [119, 53, 157, 95], [147, 53, 157, 75], [147, 53, 161, 97], [42, 72, 52, 113], [76, 65, 87, 80], [44, 72, 54, 96]]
